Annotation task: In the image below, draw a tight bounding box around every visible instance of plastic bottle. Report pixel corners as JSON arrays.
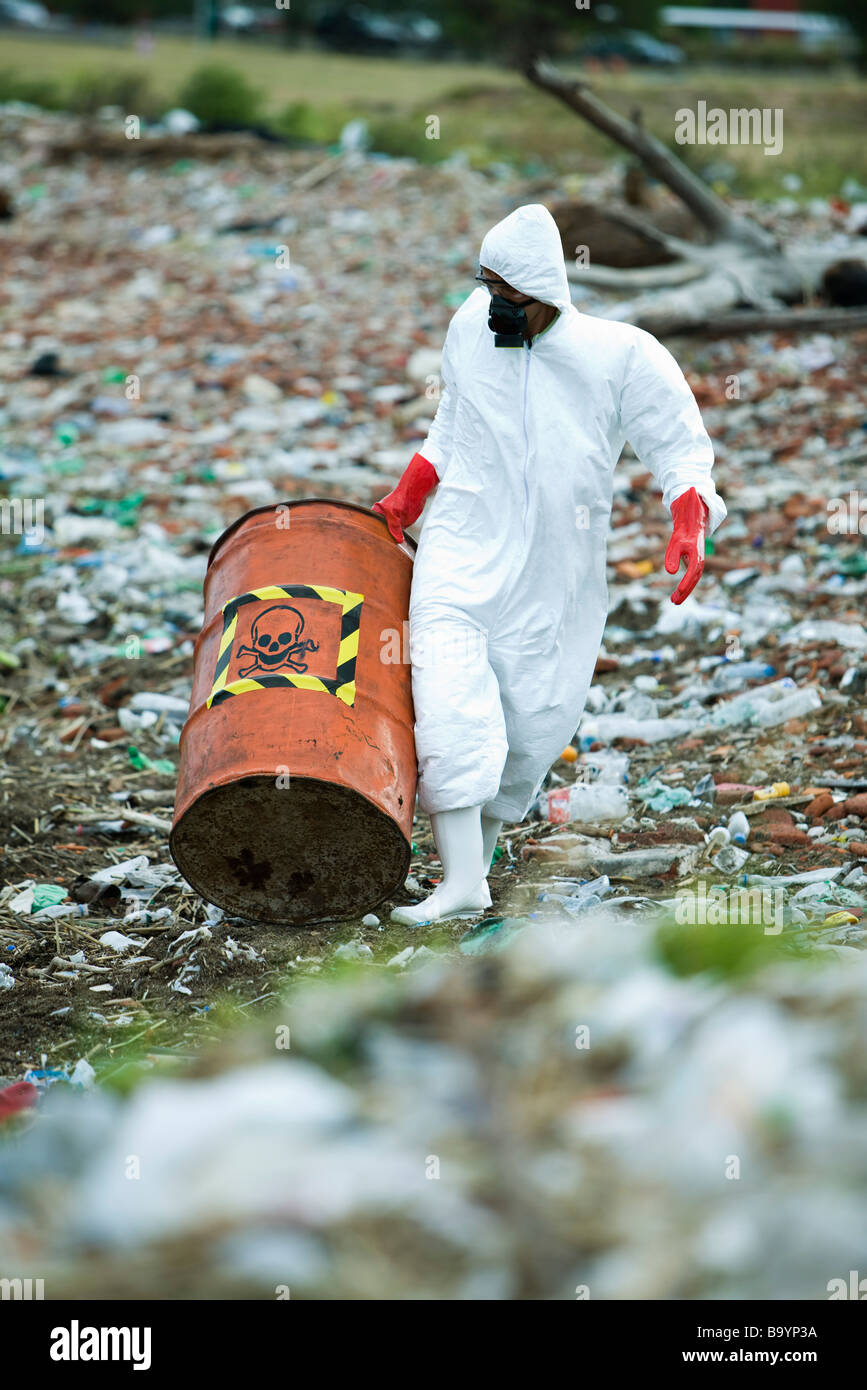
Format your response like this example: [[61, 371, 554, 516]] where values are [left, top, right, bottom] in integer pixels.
[[536, 783, 629, 825], [31, 903, 89, 920], [693, 773, 716, 802], [712, 843, 750, 873], [750, 689, 822, 728], [753, 783, 791, 801], [701, 678, 801, 731], [579, 715, 692, 745], [709, 661, 777, 692], [539, 892, 605, 916], [727, 811, 750, 845], [705, 825, 730, 852], [580, 751, 630, 785], [570, 874, 611, 902], [539, 876, 611, 915]]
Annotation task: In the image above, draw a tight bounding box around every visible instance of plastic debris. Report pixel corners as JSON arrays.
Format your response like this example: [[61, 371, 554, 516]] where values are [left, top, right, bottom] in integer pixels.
[[30, 884, 69, 912], [70, 1058, 96, 1089], [128, 747, 177, 775], [539, 874, 612, 915], [98, 931, 143, 954], [535, 783, 629, 824], [459, 917, 529, 955], [334, 942, 374, 963], [640, 780, 694, 813], [754, 783, 792, 801]]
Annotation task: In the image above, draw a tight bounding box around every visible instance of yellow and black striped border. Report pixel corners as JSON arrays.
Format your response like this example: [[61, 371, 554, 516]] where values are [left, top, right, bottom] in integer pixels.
[[206, 584, 364, 709]]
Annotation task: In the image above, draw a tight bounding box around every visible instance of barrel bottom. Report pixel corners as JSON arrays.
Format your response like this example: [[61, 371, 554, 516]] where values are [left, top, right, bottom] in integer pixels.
[[170, 777, 411, 926]]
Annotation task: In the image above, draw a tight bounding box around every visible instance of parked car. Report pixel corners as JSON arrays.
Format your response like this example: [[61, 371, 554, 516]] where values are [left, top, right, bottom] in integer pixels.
[[579, 29, 685, 67], [219, 5, 285, 37], [0, 0, 53, 28], [314, 5, 442, 55]]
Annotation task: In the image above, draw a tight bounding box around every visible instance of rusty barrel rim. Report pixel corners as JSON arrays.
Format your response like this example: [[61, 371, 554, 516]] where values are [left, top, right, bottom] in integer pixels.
[[207, 497, 418, 569]]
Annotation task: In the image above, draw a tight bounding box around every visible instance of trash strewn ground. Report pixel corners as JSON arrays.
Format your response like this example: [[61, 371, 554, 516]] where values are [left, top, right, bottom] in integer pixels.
[[1, 107, 867, 1296], [2, 918, 867, 1299]]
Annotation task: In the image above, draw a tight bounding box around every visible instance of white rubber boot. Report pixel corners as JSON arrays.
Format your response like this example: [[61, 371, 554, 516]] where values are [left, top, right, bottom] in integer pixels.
[[481, 814, 503, 872], [391, 804, 491, 926]]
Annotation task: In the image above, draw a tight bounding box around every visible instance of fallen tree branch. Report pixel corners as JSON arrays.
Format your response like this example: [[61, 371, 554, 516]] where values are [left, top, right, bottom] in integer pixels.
[[665, 306, 867, 337], [582, 201, 700, 259], [570, 260, 707, 291], [525, 55, 775, 253], [525, 55, 867, 334]]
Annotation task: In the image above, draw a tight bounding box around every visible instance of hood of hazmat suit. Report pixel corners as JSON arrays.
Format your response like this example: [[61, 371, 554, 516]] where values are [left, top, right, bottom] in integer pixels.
[[479, 202, 575, 315], [408, 203, 727, 823]]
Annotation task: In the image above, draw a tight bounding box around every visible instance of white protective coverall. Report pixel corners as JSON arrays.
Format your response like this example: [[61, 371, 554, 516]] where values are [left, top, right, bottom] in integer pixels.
[[409, 203, 726, 823]]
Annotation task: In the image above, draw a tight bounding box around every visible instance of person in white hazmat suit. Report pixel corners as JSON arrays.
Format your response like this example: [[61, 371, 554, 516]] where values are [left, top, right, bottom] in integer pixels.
[[373, 204, 726, 926]]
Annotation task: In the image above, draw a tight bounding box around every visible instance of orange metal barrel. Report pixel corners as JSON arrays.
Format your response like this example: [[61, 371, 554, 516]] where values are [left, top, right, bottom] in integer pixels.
[[170, 499, 416, 925]]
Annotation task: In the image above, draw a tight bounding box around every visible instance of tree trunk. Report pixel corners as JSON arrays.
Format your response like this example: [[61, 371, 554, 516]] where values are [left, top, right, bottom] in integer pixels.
[[525, 57, 867, 335]]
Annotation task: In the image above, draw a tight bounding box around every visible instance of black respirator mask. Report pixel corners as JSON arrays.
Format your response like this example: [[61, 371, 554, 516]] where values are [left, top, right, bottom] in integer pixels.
[[488, 293, 531, 347]]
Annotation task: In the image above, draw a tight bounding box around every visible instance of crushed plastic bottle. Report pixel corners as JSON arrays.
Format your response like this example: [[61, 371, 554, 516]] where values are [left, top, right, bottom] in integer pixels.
[[31, 903, 89, 920], [538, 874, 612, 916], [535, 783, 629, 825], [699, 679, 821, 732], [579, 750, 630, 785], [579, 715, 693, 745], [749, 689, 822, 728], [710, 844, 750, 874], [780, 620, 867, 652], [692, 774, 716, 803]]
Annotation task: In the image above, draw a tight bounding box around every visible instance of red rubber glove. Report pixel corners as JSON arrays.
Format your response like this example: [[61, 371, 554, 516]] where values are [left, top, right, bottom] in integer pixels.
[[372, 452, 439, 542], [665, 487, 709, 605]]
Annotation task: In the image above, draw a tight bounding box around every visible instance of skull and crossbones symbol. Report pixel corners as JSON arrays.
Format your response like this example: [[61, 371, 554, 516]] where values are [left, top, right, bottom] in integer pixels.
[[236, 605, 319, 678]]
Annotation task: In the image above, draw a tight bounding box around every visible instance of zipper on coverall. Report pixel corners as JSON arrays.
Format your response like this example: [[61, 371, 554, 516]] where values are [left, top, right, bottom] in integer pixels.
[[521, 339, 531, 541]]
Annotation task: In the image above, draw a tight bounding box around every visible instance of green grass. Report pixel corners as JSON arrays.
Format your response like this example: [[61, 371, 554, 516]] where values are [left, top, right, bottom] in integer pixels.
[[654, 915, 824, 981], [1, 34, 866, 195], [0, 33, 516, 107]]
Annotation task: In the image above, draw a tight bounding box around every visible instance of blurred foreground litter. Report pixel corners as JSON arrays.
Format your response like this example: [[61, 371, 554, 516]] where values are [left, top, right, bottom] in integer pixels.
[[2, 916, 867, 1299]]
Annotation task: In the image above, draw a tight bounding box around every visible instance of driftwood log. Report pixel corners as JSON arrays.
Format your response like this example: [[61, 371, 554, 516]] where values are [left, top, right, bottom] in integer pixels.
[[525, 56, 867, 335]]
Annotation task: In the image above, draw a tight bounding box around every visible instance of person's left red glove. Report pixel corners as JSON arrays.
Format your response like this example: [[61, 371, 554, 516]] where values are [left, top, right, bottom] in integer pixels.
[[665, 487, 709, 605], [372, 452, 439, 543]]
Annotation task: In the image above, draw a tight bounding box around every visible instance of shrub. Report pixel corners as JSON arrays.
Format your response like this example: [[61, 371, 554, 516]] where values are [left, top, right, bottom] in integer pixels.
[[177, 63, 263, 128], [0, 69, 64, 110], [275, 101, 339, 143], [366, 114, 440, 162], [66, 69, 155, 117]]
